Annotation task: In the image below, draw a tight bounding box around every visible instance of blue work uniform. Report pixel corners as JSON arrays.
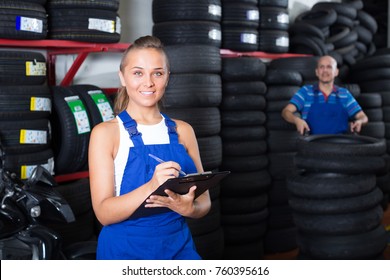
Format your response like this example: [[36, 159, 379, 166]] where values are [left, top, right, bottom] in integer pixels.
[[96, 110, 201, 260], [289, 84, 362, 134]]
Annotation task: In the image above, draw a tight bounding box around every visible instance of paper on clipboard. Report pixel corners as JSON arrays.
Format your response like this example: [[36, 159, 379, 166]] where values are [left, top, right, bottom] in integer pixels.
[[130, 170, 230, 219]]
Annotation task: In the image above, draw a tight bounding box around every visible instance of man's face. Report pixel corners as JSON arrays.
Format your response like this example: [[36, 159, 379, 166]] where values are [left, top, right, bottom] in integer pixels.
[[315, 57, 339, 84]]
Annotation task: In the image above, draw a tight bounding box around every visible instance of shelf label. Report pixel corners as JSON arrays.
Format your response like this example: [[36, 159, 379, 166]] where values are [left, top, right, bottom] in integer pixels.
[[208, 4, 222, 17], [16, 16, 43, 33], [277, 13, 290, 24], [247, 10, 259, 21], [25, 61, 46, 76], [20, 157, 54, 180], [88, 18, 115, 33], [31, 97, 51, 112], [88, 90, 115, 122], [116, 16, 121, 34], [241, 33, 258, 45], [276, 36, 289, 47], [64, 96, 91, 134], [208, 29, 221, 41], [20, 129, 47, 144]]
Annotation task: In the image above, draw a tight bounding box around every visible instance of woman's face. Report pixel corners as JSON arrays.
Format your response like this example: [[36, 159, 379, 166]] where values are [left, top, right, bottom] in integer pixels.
[[119, 48, 169, 108]]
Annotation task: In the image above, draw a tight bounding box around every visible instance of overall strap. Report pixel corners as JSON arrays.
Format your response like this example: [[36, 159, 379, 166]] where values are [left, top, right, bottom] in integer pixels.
[[118, 110, 144, 145], [162, 113, 179, 144]]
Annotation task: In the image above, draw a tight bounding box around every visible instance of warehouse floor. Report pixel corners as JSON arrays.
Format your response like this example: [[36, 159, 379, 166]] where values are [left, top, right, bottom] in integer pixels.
[[265, 205, 390, 260]]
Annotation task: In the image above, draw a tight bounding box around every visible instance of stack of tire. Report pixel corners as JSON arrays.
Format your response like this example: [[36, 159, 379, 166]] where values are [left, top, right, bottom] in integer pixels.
[[220, 57, 270, 260], [348, 52, 390, 208], [221, 0, 259, 52], [289, 0, 378, 66], [263, 68, 302, 254], [356, 93, 385, 140], [288, 134, 388, 259], [361, 0, 387, 49], [0, 50, 53, 180], [153, 0, 222, 49], [0, 0, 48, 40], [152, 0, 224, 260], [50, 85, 115, 175], [258, 0, 290, 53], [46, 0, 121, 43]]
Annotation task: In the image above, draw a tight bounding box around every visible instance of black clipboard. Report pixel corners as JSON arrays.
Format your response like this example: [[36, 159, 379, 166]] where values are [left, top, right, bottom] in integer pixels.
[[130, 170, 230, 219]]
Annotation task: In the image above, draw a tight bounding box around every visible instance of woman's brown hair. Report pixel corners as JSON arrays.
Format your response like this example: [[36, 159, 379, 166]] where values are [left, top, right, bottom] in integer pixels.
[[114, 35, 170, 115]]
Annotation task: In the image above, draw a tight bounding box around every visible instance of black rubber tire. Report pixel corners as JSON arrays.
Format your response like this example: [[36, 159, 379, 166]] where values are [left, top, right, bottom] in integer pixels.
[[293, 205, 384, 235], [264, 69, 303, 86], [221, 94, 266, 111], [0, 118, 51, 154], [221, 169, 271, 196], [287, 172, 376, 199], [165, 44, 221, 74], [221, 110, 266, 126], [296, 134, 387, 157], [161, 107, 221, 137], [2, 148, 54, 180], [259, 7, 289, 31], [222, 56, 266, 81], [47, 8, 120, 43], [258, 30, 289, 53], [0, 1, 47, 39], [221, 125, 267, 140], [0, 51, 46, 85], [294, 153, 386, 175], [0, 85, 51, 120], [50, 86, 91, 174], [222, 3, 260, 28], [153, 21, 222, 47], [47, 0, 119, 10], [152, 0, 222, 23], [297, 225, 388, 259], [289, 187, 383, 214], [162, 74, 222, 108]]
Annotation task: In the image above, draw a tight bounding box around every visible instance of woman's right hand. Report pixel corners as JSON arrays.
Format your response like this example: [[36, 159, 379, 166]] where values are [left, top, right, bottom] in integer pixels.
[[150, 161, 183, 190]]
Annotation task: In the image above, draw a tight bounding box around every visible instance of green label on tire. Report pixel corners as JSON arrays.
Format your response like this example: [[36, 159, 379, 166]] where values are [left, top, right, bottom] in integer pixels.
[[65, 96, 91, 134], [88, 90, 114, 122]]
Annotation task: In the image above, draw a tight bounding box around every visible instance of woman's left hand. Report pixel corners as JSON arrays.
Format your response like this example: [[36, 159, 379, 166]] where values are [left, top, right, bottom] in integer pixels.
[[144, 185, 197, 217]]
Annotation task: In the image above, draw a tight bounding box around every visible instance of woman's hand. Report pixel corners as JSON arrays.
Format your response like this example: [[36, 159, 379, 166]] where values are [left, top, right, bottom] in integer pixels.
[[144, 186, 197, 217], [149, 161, 183, 190]]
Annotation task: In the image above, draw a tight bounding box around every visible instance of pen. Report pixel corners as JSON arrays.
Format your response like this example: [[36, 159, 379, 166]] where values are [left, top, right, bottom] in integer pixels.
[[148, 153, 187, 176]]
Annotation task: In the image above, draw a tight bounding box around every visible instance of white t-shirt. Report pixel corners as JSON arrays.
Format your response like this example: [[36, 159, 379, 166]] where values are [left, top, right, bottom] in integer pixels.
[[114, 115, 170, 196]]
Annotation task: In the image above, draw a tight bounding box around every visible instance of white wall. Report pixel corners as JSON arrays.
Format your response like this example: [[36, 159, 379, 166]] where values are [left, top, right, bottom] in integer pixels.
[[56, 0, 339, 87]]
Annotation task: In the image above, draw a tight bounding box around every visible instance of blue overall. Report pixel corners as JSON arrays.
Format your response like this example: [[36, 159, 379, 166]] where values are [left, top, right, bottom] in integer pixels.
[[306, 92, 349, 134], [96, 111, 201, 260]]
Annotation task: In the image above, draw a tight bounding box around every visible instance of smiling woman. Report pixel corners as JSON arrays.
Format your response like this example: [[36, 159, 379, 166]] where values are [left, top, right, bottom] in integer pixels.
[[87, 35, 211, 260]]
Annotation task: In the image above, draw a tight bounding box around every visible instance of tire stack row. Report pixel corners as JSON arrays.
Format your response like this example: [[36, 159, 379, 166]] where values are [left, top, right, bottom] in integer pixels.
[[258, 0, 290, 53], [0, 50, 54, 180], [263, 68, 302, 254], [288, 134, 388, 259], [0, 0, 48, 40], [220, 57, 270, 260], [348, 52, 390, 208], [0, 0, 121, 43], [46, 0, 121, 43], [152, 0, 225, 260]]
